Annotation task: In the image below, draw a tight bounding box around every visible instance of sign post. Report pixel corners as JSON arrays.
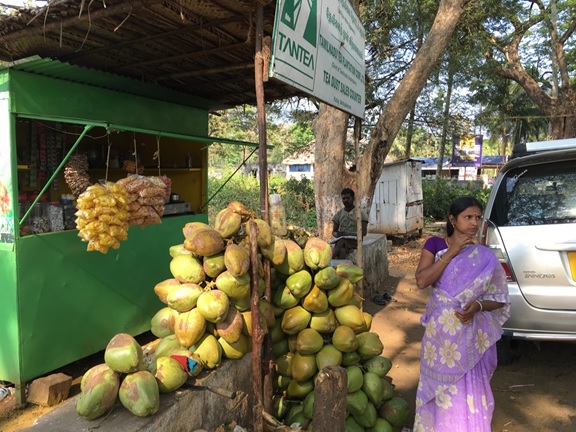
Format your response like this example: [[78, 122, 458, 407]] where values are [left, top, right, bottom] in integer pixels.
[[270, 0, 365, 118]]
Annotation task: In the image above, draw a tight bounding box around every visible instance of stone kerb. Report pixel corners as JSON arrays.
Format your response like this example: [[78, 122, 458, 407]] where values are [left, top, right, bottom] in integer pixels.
[[21, 355, 253, 432]]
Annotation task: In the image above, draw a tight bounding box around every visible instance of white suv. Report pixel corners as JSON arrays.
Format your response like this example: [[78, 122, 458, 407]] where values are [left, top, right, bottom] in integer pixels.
[[479, 138, 576, 363]]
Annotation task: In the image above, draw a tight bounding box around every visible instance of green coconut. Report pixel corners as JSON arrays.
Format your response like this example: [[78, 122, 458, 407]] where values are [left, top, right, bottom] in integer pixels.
[[362, 372, 384, 405], [314, 267, 340, 290], [196, 289, 230, 323], [153, 334, 182, 359], [377, 397, 411, 428], [332, 325, 359, 353], [118, 370, 160, 417], [190, 333, 222, 369], [166, 283, 204, 312], [183, 225, 225, 257], [356, 332, 384, 359], [153, 278, 181, 304], [353, 401, 377, 428], [174, 307, 206, 348], [275, 352, 294, 377], [218, 333, 251, 359], [301, 284, 329, 313], [346, 389, 369, 416], [286, 378, 314, 399], [309, 309, 338, 334], [275, 238, 304, 275], [76, 364, 120, 420], [334, 305, 366, 333], [346, 365, 364, 393], [224, 243, 251, 277], [273, 285, 300, 310], [303, 237, 333, 270], [291, 352, 318, 382], [341, 350, 362, 366], [363, 356, 393, 378], [286, 269, 313, 298], [150, 307, 177, 338], [154, 356, 188, 393], [104, 333, 143, 374], [215, 307, 244, 344], [215, 271, 251, 300], [345, 415, 365, 432], [315, 344, 343, 370], [281, 306, 312, 335], [203, 252, 226, 279], [366, 418, 394, 432], [169, 254, 206, 284], [295, 328, 324, 355], [327, 278, 355, 307], [302, 391, 315, 419]]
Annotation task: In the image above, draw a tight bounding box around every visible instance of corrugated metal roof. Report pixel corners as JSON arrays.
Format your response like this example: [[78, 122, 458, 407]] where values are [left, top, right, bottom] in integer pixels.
[[1, 57, 213, 109], [0, 1, 306, 109]]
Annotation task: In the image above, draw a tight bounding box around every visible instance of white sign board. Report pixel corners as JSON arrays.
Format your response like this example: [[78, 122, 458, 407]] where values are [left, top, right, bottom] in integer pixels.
[[270, 0, 365, 118]]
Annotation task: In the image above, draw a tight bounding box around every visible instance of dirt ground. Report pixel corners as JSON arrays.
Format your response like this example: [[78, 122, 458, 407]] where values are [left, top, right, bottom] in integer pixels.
[[2, 231, 576, 431]]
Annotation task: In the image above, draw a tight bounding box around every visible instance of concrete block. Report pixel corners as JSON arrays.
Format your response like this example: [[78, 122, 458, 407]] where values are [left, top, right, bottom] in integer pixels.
[[27, 373, 72, 407], [346, 233, 388, 299]]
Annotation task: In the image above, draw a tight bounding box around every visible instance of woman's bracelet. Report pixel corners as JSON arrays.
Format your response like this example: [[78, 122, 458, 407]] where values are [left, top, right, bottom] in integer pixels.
[[438, 255, 450, 264], [475, 300, 483, 311]]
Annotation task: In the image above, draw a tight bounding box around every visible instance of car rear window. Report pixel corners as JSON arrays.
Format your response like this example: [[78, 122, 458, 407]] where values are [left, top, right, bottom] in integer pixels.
[[489, 160, 576, 226]]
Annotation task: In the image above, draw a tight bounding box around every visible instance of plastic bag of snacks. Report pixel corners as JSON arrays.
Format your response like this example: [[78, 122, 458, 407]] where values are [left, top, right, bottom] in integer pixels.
[[75, 182, 130, 254], [116, 175, 165, 228]]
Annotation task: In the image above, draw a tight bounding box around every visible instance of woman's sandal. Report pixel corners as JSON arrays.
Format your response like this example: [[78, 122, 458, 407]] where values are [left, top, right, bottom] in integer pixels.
[[371, 293, 393, 305]]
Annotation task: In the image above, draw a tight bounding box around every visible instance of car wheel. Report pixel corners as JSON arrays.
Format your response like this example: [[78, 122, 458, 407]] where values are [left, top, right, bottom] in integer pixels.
[[497, 335, 514, 365]]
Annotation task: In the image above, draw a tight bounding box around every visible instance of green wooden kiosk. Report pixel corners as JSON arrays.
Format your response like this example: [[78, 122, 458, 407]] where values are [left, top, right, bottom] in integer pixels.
[[0, 59, 249, 398]]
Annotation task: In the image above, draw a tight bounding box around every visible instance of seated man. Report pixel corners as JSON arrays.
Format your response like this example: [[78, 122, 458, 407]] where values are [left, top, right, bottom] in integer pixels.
[[331, 188, 369, 259]]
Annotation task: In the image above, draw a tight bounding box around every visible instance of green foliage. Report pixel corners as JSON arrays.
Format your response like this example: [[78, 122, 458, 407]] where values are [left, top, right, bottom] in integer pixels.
[[422, 178, 490, 221], [207, 170, 317, 231]]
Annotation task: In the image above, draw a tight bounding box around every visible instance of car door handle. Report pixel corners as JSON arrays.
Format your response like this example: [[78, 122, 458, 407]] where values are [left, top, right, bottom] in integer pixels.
[[535, 243, 576, 251]]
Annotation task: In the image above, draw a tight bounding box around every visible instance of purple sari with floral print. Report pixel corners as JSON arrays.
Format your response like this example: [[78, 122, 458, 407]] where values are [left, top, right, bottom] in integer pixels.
[[414, 243, 510, 432]]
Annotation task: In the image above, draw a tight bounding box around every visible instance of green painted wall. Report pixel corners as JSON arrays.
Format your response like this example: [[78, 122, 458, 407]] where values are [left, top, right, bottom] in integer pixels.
[[0, 66, 212, 387], [14, 215, 206, 383]]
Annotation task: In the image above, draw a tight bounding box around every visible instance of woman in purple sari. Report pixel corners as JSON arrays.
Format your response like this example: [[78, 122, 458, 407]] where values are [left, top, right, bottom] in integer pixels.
[[413, 196, 510, 432]]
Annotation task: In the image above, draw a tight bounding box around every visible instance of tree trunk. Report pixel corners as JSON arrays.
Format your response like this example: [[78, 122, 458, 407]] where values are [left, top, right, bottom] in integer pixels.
[[436, 61, 455, 180], [313, 0, 466, 231], [311, 104, 352, 240], [357, 0, 466, 211]]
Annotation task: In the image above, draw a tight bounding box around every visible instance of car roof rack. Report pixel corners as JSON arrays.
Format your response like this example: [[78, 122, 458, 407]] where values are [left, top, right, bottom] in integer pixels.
[[511, 138, 576, 159]]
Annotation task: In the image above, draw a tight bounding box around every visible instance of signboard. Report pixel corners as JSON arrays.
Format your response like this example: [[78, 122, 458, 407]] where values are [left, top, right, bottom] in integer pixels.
[[452, 134, 483, 167], [270, 0, 365, 118], [0, 90, 15, 243]]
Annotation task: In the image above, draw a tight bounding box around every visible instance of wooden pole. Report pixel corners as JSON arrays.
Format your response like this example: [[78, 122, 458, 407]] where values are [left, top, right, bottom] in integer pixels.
[[249, 220, 264, 432], [354, 117, 364, 307], [312, 366, 347, 432], [253, 2, 273, 427]]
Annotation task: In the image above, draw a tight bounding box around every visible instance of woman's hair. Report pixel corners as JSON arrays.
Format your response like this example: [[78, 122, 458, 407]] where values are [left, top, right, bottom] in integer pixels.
[[446, 196, 484, 236]]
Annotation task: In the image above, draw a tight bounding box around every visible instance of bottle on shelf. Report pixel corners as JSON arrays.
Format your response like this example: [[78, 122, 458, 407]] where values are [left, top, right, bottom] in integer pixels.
[[269, 193, 287, 236]]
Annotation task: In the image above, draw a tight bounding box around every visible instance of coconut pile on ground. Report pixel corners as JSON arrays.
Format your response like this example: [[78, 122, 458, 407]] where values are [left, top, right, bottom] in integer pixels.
[[75, 200, 410, 430]]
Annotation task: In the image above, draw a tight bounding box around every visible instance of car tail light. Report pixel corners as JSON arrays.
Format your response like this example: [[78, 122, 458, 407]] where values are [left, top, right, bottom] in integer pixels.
[[480, 220, 516, 282]]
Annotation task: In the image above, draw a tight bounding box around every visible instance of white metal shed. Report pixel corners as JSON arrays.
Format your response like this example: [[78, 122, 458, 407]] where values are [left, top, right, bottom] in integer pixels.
[[368, 159, 424, 236]]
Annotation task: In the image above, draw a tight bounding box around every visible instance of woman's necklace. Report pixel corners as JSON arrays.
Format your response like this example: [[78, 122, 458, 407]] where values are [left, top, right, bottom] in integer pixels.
[[445, 237, 450, 248]]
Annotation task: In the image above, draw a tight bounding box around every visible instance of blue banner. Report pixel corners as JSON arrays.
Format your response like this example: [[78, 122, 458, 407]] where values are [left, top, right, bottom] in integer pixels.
[[452, 134, 483, 167]]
